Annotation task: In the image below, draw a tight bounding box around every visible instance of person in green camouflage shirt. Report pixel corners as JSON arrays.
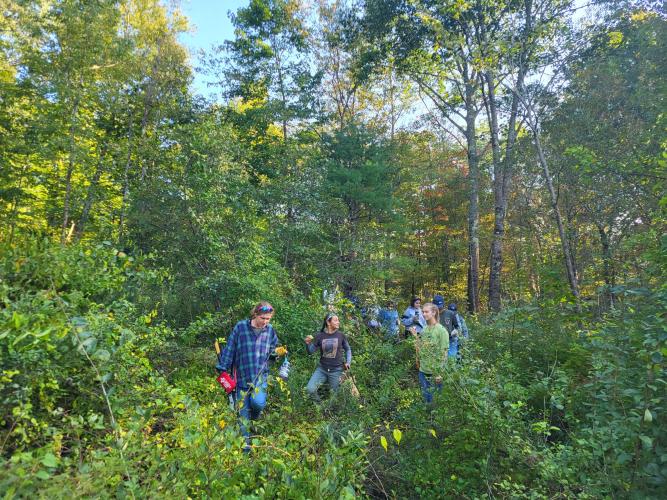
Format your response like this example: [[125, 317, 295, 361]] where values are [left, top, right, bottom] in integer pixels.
[[412, 302, 449, 403]]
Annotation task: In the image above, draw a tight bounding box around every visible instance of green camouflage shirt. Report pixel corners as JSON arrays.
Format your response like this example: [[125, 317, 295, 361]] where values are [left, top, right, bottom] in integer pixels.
[[417, 323, 449, 376]]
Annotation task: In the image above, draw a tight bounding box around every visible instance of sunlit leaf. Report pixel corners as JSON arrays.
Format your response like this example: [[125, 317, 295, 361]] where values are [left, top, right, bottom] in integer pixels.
[[393, 428, 402, 445]]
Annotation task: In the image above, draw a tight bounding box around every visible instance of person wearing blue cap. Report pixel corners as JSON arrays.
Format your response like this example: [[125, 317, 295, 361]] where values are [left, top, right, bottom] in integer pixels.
[[432, 294, 449, 331]]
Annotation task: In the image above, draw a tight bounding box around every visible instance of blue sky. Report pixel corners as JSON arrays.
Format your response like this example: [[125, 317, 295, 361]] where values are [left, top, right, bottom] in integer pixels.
[[179, 0, 249, 98]]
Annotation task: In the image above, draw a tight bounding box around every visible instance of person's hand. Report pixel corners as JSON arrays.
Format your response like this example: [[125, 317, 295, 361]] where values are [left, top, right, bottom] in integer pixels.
[[409, 326, 417, 337], [434, 376, 442, 384], [304, 335, 314, 344], [275, 346, 287, 356], [344, 363, 350, 371]]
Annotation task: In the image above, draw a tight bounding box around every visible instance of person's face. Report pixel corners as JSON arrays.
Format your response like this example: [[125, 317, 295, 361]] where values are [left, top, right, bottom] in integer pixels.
[[423, 307, 434, 321], [413, 300, 421, 309], [252, 313, 273, 329], [327, 315, 340, 331]]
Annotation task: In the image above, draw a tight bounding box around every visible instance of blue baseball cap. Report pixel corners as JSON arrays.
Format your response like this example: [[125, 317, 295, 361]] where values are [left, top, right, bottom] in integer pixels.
[[433, 294, 445, 307]]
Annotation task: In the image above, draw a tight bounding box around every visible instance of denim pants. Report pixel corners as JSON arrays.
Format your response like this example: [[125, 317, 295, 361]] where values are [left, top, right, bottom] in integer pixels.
[[236, 373, 268, 445], [418, 371, 442, 403], [448, 335, 459, 359], [306, 365, 343, 402]]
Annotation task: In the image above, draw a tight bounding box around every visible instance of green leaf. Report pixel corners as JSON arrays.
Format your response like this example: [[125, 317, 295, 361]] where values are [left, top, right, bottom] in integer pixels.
[[429, 429, 437, 438], [639, 435, 653, 449], [41, 453, 58, 468], [380, 435, 388, 452], [393, 428, 402, 445], [36, 470, 51, 480], [71, 316, 87, 328], [644, 408, 653, 423], [94, 349, 111, 362], [78, 337, 97, 354]]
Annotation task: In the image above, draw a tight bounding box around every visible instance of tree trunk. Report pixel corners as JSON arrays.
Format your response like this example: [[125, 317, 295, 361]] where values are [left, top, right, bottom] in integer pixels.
[[533, 129, 581, 307], [8, 165, 29, 245], [76, 145, 107, 240], [597, 222, 615, 310], [61, 97, 80, 243], [484, 71, 504, 312], [118, 123, 134, 244], [465, 81, 481, 314], [485, 0, 531, 312], [442, 233, 451, 285]]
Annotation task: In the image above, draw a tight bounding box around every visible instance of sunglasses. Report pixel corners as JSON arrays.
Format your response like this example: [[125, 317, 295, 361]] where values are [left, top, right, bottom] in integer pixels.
[[258, 305, 274, 313]]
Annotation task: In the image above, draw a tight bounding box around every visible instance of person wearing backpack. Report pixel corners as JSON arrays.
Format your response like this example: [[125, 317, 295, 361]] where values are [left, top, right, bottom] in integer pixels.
[[443, 303, 469, 360], [216, 301, 286, 452], [304, 313, 352, 402]]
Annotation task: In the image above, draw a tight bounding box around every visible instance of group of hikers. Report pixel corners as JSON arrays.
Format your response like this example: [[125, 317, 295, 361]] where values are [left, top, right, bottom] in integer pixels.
[[215, 296, 469, 451]]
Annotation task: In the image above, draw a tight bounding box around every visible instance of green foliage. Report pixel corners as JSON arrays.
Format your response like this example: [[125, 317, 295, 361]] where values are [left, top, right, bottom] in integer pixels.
[[1, 0, 666, 497]]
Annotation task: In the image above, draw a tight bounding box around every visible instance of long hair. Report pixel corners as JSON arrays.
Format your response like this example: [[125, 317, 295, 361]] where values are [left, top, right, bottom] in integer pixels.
[[320, 312, 338, 333], [250, 301, 274, 319], [422, 302, 439, 322], [410, 297, 421, 307]]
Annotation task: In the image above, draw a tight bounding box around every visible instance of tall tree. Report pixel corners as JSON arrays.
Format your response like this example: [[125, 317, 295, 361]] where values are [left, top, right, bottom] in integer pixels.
[[483, 0, 574, 311], [545, 10, 666, 307], [361, 0, 491, 312]]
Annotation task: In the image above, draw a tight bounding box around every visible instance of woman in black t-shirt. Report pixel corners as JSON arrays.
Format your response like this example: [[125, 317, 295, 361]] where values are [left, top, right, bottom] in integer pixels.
[[304, 313, 352, 402]]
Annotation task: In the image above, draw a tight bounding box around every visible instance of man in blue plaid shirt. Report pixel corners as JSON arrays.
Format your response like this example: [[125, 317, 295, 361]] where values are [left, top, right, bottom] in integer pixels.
[[216, 301, 284, 451]]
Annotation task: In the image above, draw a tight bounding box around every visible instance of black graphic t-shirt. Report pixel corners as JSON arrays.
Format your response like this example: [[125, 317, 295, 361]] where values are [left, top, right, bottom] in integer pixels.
[[310, 330, 352, 369]]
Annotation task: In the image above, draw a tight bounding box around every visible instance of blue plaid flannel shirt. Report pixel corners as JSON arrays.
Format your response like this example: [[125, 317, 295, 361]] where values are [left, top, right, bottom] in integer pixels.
[[216, 319, 279, 389]]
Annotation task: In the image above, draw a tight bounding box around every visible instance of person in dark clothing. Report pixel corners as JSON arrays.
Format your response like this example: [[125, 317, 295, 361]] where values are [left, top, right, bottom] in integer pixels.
[[433, 294, 446, 321], [304, 313, 352, 402], [445, 303, 469, 359]]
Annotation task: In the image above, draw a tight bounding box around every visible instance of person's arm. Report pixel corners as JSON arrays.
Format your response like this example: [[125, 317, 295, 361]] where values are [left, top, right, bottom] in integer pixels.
[[268, 327, 280, 363], [459, 315, 469, 338], [401, 308, 413, 328], [342, 335, 352, 368], [216, 325, 239, 372], [305, 333, 319, 354]]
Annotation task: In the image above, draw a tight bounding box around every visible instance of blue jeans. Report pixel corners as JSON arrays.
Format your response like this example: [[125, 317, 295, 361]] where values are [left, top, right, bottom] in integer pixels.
[[418, 371, 442, 404], [236, 374, 268, 446], [306, 365, 343, 402], [448, 335, 459, 359]]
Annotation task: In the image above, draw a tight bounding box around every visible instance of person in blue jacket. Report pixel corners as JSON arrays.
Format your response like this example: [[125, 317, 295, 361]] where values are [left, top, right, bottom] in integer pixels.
[[402, 297, 426, 336], [378, 300, 400, 341]]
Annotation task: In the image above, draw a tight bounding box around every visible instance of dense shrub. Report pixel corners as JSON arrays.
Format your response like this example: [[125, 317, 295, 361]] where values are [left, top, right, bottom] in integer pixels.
[[2, 239, 665, 498]]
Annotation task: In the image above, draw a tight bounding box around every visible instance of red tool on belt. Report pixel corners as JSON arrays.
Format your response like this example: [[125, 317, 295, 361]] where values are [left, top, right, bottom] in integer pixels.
[[216, 370, 236, 394], [214, 340, 237, 395]]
